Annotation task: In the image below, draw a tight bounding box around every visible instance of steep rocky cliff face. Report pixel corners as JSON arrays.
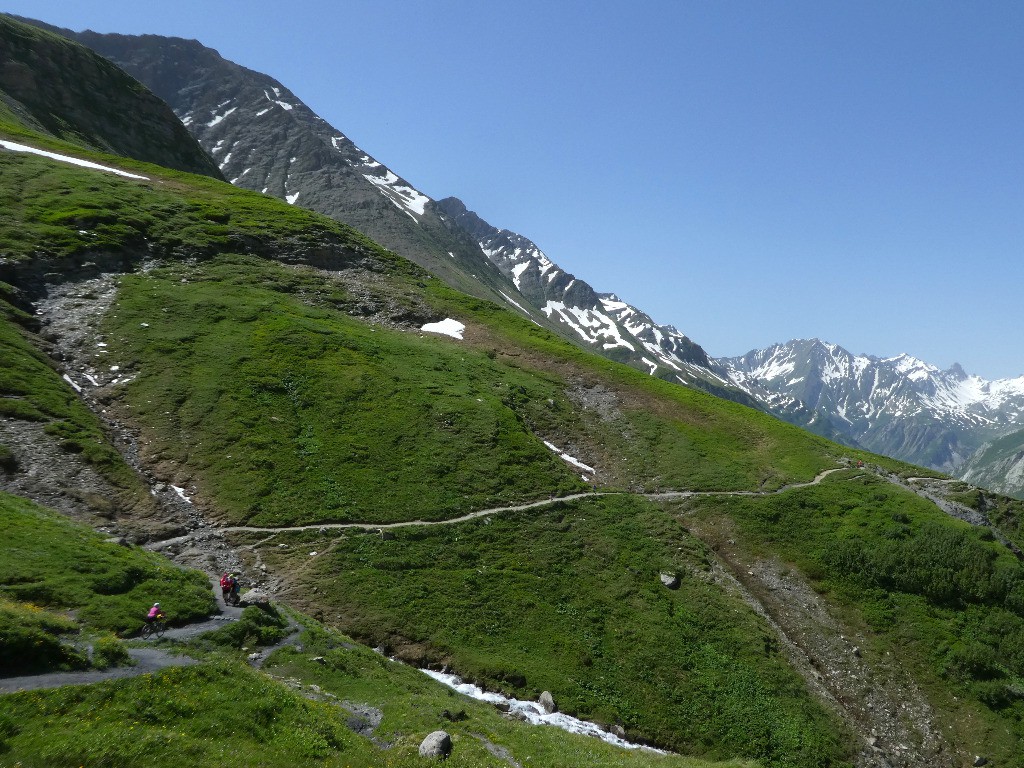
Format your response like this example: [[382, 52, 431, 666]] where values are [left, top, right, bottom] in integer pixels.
[[46, 28, 522, 309], [0, 15, 221, 178], [958, 428, 1024, 499]]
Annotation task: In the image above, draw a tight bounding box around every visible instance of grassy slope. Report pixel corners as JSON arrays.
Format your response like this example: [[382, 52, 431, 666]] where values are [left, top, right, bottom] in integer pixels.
[[0, 490, 747, 768], [0, 145, 382, 265], [0, 492, 214, 637], [0, 491, 213, 677], [102, 252, 850, 527], [683, 472, 1024, 765], [10, 131, 1022, 764], [256, 495, 850, 767]]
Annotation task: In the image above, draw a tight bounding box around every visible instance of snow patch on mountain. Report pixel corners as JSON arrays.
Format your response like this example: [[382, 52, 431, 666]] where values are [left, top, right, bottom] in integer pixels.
[[362, 171, 429, 216], [0, 139, 149, 180], [421, 319, 465, 340], [206, 106, 236, 127]]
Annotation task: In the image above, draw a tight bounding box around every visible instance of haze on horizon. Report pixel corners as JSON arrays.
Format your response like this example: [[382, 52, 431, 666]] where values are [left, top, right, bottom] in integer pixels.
[[5, 0, 1023, 380]]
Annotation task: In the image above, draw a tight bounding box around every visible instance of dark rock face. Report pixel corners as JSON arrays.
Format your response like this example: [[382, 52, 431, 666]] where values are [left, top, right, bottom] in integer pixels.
[[34, 21, 736, 395], [958, 429, 1024, 499], [49, 28, 519, 308], [1, 15, 222, 178], [436, 198, 730, 392]]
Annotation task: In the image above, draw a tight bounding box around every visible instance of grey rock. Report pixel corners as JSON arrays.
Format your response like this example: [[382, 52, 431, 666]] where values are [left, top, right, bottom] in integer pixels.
[[538, 690, 557, 714], [659, 572, 680, 589], [237, 589, 271, 606], [418, 730, 452, 759], [974, 758, 988, 767]]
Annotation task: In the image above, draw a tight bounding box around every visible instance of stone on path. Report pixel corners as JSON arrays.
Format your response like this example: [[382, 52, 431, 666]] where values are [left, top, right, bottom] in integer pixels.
[[419, 730, 452, 759], [238, 588, 271, 606]]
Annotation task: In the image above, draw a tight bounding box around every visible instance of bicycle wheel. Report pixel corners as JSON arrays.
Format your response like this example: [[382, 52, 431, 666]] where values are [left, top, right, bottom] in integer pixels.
[[141, 623, 153, 639], [154, 621, 166, 638]]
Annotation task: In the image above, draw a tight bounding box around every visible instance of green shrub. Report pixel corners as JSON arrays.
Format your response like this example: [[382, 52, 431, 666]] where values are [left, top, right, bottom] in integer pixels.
[[0, 443, 18, 472], [198, 605, 290, 649], [0, 492, 216, 635], [92, 634, 133, 670], [0, 598, 87, 675]]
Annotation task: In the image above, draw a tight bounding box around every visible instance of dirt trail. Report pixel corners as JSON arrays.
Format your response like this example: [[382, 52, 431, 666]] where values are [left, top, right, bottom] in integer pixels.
[[0, 581, 306, 694], [147, 468, 848, 547], [16, 283, 1005, 763]]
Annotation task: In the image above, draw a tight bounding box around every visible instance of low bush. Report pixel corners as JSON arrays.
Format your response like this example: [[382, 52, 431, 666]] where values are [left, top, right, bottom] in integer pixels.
[[92, 634, 133, 670], [0, 492, 216, 636], [0, 597, 87, 675], [196, 605, 290, 649]]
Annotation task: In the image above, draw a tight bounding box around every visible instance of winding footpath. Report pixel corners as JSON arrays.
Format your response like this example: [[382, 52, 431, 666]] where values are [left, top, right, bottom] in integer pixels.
[[4, 462, 1005, 766], [151, 468, 848, 548]]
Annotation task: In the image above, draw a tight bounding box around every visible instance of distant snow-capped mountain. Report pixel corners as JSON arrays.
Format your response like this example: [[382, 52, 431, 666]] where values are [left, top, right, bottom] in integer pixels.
[[715, 339, 1024, 472]]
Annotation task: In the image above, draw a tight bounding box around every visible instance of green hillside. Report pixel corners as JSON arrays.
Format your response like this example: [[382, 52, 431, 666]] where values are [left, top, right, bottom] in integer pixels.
[[0, 492, 748, 768]]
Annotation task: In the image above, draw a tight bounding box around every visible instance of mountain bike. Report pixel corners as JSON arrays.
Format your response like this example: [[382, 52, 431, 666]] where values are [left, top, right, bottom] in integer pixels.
[[140, 618, 167, 639]]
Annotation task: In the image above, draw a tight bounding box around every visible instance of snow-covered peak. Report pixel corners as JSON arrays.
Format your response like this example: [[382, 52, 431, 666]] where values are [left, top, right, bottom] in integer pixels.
[[434, 197, 714, 382], [715, 339, 1024, 473]]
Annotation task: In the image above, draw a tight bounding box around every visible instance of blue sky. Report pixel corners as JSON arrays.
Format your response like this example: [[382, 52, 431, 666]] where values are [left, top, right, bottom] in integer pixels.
[[7, 1, 1024, 378]]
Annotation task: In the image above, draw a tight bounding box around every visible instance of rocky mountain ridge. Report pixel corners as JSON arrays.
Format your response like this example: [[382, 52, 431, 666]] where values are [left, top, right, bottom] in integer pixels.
[[22, 16, 1024, 495], [27, 21, 519, 311], [433, 198, 736, 389], [958, 427, 1024, 499], [29, 21, 747, 400]]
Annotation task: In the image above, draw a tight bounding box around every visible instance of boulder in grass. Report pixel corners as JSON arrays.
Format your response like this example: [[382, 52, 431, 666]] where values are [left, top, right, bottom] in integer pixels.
[[539, 690, 557, 714], [660, 572, 680, 589], [419, 730, 452, 759], [238, 588, 271, 607]]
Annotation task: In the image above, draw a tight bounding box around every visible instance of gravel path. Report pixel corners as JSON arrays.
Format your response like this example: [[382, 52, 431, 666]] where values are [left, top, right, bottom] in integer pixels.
[[0, 648, 198, 694]]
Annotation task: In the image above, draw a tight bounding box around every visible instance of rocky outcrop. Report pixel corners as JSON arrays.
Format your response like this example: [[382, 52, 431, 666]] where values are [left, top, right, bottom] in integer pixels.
[[237, 589, 271, 607], [659, 572, 680, 589]]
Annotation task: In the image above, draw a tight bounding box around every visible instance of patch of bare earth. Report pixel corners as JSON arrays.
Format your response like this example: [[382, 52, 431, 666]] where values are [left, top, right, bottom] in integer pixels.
[[679, 511, 960, 768]]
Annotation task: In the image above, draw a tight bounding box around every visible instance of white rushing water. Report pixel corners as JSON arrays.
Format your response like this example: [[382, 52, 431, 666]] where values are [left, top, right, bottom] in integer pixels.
[[419, 669, 666, 754]]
